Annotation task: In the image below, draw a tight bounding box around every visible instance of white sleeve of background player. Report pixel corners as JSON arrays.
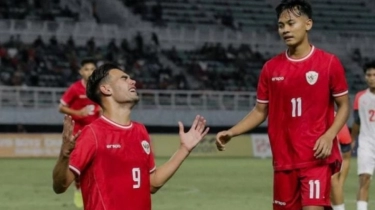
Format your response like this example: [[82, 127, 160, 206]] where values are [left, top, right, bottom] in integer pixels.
[[256, 64, 269, 103], [329, 55, 349, 97]]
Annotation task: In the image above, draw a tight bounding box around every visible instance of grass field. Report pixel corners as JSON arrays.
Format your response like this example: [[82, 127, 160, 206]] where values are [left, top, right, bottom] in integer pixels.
[[0, 157, 372, 210]]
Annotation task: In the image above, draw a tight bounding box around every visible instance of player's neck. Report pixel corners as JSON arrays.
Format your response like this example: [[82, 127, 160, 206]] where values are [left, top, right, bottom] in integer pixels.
[[287, 40, 311, 60], [369, 87, 375, 94], [81, 79, 87, 87], [102, 103, 132, 126]]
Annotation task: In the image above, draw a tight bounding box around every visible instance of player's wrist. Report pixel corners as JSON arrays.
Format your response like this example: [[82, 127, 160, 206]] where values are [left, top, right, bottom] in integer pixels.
[[178, 145, 191, 155], [60, 149, 72, 159]]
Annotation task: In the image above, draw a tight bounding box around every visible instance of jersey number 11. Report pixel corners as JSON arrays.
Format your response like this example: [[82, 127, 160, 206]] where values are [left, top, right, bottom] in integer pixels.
[[291, 97, 302, 117]]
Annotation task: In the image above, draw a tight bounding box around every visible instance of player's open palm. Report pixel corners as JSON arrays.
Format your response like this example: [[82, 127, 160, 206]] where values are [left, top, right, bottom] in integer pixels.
[[216, 130, 233, 151], [178, 115, 210, 152], [313, 134, 333, 159], [61, 115, 81, 157]]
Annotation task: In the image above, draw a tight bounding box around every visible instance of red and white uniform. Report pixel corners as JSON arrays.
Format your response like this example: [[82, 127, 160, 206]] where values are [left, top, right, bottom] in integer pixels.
[[353, 89, 375, 175], [61, 80, 100, 134], [257, 46, 348, 209], [69, 116, 156, 210]]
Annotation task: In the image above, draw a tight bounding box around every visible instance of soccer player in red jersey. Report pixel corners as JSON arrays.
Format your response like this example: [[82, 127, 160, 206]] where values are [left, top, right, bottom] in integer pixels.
[[59, 58, 101, 135], [331, 123, 351, 210], [215, 0, 350, 209], [52, 63, 209, 210], [59, 58, 100, 208]]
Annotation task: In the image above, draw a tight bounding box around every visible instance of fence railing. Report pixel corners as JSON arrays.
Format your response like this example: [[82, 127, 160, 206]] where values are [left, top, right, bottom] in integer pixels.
[[0, 86, 257, 111]]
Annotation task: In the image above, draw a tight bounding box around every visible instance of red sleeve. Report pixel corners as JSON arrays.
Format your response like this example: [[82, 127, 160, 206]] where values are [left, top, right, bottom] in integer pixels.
[[337, 124, 351, 144], [329, 55, 348, 97], [141, 125, 156, 173], [61, 84, 76, 106], [69, 126, 96, 176], [149, 146, 156, 173], [256, 64, 269, 103]]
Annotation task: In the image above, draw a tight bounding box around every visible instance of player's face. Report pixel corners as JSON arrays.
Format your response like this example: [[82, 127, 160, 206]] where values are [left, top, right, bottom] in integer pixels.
[[107, 69, 139, 104], [278, 8, 312, 47], [79, 63, 96, 81], [365, 68, 375, 88]]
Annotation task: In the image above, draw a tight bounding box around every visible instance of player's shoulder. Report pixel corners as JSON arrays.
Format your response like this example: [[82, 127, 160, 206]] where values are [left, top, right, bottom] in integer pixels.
[[132, 121, 150, 135], [68, 80, 83, 89], [132, 121, 147, 130], [264, 51, 285, 67], [355, 89, 368, 98], [313, 47, 339, 61]]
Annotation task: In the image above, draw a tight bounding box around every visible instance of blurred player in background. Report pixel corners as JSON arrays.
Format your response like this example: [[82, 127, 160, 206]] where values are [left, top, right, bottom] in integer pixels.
[[351, 61, 375, 210], [58, 58, 100, 208], [52, 63, 210, 210], [331, 122, 351, 210], [216, 0, 349, 209]]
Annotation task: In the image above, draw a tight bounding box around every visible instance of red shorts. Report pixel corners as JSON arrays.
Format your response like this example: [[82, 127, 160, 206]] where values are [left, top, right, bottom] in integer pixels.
[[273, 164, 334, 210]]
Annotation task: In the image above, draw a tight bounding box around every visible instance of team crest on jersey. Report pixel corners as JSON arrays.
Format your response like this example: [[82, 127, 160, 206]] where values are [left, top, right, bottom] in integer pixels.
[[141, 140, 151, 155], [306, 71, 319, 85]]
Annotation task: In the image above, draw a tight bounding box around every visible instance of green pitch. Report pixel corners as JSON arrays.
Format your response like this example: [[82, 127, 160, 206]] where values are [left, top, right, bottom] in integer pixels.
[[0, 158, 371, 210]]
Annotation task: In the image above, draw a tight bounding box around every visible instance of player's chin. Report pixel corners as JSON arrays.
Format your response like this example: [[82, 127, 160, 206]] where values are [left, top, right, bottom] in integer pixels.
[[284, 40, 298, 47]]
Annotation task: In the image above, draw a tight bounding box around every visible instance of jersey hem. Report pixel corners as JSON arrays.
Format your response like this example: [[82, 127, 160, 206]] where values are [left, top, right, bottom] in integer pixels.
[[273, 159, 340, 171]]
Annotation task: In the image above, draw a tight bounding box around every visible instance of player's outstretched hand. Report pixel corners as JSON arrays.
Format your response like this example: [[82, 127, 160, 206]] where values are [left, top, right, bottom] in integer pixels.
[[178, 115, 210, 152], [313, 134, 333, 159], [61, 115, 81, 158], [216, 130, 233, 151]]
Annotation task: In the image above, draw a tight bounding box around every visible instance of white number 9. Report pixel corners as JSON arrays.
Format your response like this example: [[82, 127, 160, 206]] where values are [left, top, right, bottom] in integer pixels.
[[132, 168, 141, 188]]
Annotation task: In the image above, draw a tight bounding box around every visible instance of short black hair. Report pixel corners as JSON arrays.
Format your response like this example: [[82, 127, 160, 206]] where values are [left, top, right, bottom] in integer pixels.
[[86, 63, 122, 106], [363, 61, 375, 74], [81, 58, 97, 68], [276, 0, 312, 19]]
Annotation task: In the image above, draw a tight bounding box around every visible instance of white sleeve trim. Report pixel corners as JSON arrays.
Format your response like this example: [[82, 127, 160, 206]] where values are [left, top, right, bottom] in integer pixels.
[[69, 165, 81, 176], [149, 166, 156, 173], [257, 99, 269, 103], [333, 90, 348, 97], [60, 99, 68, 106]]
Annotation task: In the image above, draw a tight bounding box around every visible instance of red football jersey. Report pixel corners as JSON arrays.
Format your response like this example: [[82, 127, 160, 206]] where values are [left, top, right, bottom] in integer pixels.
[[60, 80, 100, 133], [257, 46, 348, 171], [69, 116, 156, 210]]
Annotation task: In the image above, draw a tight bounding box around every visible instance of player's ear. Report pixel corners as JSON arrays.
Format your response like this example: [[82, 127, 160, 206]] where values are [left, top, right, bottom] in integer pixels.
[[305, 18, 313, 31], [99, 84, 112, 96]]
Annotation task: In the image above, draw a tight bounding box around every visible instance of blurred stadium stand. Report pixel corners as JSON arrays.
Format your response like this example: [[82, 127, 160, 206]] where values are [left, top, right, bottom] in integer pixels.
[[0, 0, 373, 131]]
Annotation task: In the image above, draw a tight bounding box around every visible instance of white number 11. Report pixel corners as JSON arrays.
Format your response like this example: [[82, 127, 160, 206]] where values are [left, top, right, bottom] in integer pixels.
[[291, 97, 302, 117]]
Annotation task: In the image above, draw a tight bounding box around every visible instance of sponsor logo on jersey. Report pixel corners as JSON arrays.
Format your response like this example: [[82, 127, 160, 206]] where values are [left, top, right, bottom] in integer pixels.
[[141, 141, 151, 155], [272, 76, 284, 81], [306, 71, 318, 85], [106, 144, 121, 149], [79, 95, 87, 98]]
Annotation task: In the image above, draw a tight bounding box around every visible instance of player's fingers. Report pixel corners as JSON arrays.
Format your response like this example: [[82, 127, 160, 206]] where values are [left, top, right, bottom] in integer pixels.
[[197, 118, 206, 133], [314, 143, 323, 157], [190, 115, 200, 131], [72, 130, 81, 142], [201, 127, 210, 137], [178, 121, 184, 134], [215, 138, 226, 151], [313, 139, 320, 151]]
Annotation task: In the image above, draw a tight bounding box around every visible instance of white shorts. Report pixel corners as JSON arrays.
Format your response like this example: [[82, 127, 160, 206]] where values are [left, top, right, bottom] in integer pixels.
[[357, 146, 375, 176]]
